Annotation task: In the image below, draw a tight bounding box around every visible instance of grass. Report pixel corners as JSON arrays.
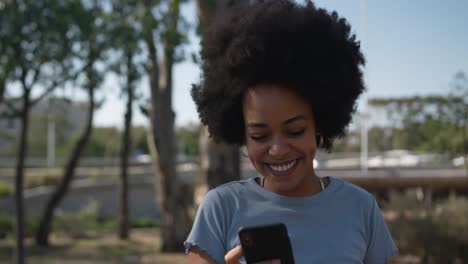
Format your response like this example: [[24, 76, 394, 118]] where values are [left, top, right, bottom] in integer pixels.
[[0, 226, 446, 264], [0, 180, 11, 197], [0, 228, 186, 264]]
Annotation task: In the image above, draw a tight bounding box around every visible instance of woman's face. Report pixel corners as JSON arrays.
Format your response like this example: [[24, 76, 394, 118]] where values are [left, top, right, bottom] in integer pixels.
[[243, 84, 318, 196]]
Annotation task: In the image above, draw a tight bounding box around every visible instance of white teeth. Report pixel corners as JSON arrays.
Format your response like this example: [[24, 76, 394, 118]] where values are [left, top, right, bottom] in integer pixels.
[[269, 160, 296, 172]]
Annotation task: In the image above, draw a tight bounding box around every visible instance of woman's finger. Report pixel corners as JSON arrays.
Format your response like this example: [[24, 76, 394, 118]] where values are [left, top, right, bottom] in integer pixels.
[[225, 245, 243, 264]]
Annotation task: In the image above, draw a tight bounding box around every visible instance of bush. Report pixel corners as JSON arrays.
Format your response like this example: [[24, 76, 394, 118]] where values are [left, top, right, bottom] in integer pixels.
[[0, 180, 11, 197], [386, 191, 468, 263], [0, 214, 39, 239], [130, 217, 160, 228], [0, 202, 160, 240], [53, 202, 103, 238], [0, 213, 13, 239]]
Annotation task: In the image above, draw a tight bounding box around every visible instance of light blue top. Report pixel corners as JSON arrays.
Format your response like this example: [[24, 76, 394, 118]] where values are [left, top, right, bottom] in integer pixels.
[[185, 176, 398, 264]]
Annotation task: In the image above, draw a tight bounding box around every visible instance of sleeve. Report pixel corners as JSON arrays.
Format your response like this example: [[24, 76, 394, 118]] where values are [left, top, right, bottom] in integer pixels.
[[363, 197, 399, 264], [184, 189, 228, 264]]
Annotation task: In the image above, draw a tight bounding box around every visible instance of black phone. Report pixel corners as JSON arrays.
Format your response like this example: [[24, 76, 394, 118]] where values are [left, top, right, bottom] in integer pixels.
[[238, 223, 295, 264]]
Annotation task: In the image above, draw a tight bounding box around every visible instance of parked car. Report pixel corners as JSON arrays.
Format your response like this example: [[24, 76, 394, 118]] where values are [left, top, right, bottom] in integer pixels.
[[453, 155, 467, 167]]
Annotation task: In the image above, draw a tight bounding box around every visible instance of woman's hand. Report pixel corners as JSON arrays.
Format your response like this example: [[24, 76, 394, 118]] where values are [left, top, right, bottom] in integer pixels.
[[225, 245, 243, 264], [224, 245, 281, 264]]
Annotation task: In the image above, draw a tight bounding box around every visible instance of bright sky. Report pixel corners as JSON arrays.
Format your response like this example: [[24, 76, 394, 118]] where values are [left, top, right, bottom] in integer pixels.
[[93, 0, 468, 128]]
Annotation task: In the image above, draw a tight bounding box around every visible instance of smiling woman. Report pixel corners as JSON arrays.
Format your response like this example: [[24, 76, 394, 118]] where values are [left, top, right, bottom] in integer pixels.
[[185, 0, 398, 263], [243, 85, 320, 197]]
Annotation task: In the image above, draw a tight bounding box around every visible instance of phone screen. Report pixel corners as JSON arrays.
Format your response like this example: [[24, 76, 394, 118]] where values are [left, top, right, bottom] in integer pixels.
[[238, 223, 295, 264]]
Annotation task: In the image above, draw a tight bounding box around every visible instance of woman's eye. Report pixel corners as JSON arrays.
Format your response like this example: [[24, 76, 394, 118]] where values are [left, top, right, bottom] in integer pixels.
[[288, 129, 305, 137], [250, 135, 267, 141]]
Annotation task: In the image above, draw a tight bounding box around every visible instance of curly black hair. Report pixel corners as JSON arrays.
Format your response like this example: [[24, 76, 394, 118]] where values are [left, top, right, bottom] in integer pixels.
[[191, 0, 365, 151]]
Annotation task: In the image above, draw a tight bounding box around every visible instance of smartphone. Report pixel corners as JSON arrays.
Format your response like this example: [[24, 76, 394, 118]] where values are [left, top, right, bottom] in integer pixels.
[[238, 223, 295, 264]]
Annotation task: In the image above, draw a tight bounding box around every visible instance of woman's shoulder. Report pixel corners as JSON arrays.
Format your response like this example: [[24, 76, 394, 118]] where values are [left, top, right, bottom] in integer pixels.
[[330, 176, 376, 203], [201, 178, 255, 206]]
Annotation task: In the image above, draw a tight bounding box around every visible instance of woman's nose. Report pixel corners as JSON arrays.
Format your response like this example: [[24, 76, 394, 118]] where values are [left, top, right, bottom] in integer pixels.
[[268, 138, 290, 157]]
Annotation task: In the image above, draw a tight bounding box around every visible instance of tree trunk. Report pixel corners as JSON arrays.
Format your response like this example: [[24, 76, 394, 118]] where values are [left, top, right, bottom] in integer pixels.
[[194, 0, 246, 203], [147, 66, 189, 251], [35, 72, 95, 247], [119, 52, 134, 240], [14, 86, 30, 264], [196, 127, 241, 205], [0, 81, 5, 105], [142, 0, 190, 252]]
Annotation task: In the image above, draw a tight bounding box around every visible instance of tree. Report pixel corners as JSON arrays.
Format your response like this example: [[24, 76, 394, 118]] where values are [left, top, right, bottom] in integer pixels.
[[140, 0, 190, 251], [194, 0, 247, 201], [109, 0, 144, 240], [1, 1, 78, 262], [0, 0, 17, 106], [35, 1, 109, 246], [368, 95, 467, 156]]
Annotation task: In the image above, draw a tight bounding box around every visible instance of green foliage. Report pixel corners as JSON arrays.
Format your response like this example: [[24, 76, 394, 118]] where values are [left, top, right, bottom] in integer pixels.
[[330, 132, 360, 152], [368, 127, 391, 152], [0, 179, 11, 197], [0, 206, 160, 240], [176, 124, 201, 157], [132, 126, 150, 155], [0, 213, 13, 239], [55, 126, 149, 158], [130, 217, 160, 228], [83, 127, 121, 157], [368, 90, 468, 155], [0, 214, 40, 239], [53, 203, 107, 239], [386, 191, 468, 263]]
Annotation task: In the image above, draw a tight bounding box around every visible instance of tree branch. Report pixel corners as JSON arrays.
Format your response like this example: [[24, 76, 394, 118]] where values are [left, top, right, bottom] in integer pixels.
[[28, 67, 41, 89], [2, 98, 21, 116], [29, 64, 87, 107]]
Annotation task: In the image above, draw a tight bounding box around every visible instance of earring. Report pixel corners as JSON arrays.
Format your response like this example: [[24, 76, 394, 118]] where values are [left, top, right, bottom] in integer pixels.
[[241, 146, 249, 158]]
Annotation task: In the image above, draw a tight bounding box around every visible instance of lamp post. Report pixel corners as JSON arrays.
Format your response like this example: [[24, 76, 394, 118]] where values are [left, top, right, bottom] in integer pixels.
[[360, 0, 369, 176]]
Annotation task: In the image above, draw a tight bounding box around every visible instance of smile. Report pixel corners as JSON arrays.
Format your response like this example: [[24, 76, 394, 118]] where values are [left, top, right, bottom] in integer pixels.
[[266, 159, 298, 174]]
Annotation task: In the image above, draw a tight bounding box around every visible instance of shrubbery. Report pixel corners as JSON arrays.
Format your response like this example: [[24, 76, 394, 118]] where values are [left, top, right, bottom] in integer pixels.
[[0, 180, 11, 197], [385, 190, 468, 263], [0, 203, 160, 240]]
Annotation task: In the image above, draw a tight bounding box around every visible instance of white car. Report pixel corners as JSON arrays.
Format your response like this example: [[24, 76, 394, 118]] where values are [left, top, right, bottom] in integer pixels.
[[453, 155, 467, 167]]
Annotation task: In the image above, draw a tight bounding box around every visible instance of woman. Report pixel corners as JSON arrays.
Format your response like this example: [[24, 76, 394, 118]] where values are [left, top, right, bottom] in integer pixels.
[[185, 0, 398, 263]]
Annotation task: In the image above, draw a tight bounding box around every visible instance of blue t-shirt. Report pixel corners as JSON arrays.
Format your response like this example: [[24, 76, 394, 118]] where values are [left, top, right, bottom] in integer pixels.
[[185, 176, 398, 263]]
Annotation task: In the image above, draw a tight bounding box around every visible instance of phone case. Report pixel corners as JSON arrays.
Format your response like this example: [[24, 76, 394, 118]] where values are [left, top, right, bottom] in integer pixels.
[[239, 223, 295, 264]]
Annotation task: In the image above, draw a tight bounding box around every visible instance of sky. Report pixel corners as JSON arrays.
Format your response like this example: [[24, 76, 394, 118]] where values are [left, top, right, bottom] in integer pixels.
[[93, 0, 468, 128]]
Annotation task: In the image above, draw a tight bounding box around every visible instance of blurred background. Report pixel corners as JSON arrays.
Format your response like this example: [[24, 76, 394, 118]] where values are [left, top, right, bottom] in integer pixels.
[[0, 0, 467, 263]]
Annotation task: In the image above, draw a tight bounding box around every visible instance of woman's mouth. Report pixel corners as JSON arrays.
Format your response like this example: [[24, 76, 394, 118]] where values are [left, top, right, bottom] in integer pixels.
[[265, 159, 299, 176]]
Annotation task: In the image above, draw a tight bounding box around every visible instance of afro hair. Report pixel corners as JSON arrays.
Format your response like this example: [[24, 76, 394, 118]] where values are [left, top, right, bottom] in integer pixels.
[[191, 0, 366, 151]]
